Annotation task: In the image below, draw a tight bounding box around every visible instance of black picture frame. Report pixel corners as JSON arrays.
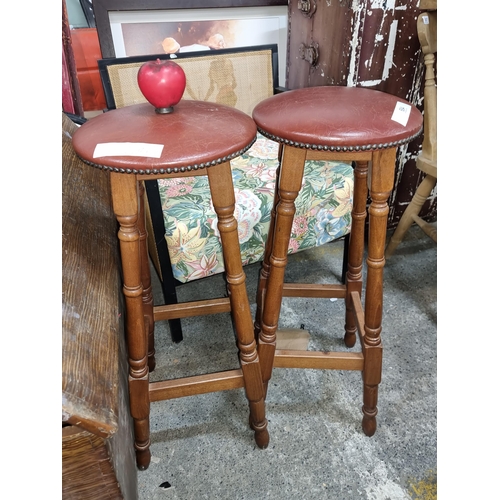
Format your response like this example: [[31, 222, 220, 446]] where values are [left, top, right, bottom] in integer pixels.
[[94, 0, 288, 58]]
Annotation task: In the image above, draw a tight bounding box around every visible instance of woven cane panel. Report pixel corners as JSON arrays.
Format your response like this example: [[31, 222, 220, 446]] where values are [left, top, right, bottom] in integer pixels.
[[107, 50, 274, 116], [62, 427, 123, 499], [108, 62, 148, 109]]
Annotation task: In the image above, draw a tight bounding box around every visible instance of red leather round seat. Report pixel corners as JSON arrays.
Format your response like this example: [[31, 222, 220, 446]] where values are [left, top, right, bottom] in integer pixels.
[[252, 86, 422, 151], [72, 101, 257, 175]]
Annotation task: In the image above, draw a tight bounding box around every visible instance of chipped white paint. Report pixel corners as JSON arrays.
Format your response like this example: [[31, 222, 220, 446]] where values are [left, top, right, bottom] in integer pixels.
[[371, 0, 395, 9], [347, 2, 364, 86], [406, 51, 425, 105], [359, 79, 383, 87], [352, 4, 398, 87], [382, 20, 399, 80]]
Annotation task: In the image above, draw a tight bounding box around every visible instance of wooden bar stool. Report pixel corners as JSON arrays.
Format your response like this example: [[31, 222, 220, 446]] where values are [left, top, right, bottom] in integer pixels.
[[72, 101, 269, 470], [252, 86, 423, 436]]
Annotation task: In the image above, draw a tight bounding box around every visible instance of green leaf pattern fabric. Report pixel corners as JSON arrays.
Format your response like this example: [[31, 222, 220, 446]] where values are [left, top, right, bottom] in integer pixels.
[[158, 134, 353, 283]]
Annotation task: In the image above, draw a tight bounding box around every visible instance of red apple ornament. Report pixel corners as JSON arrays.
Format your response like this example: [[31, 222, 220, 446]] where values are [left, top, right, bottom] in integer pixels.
[[137, 59, 186, 114]]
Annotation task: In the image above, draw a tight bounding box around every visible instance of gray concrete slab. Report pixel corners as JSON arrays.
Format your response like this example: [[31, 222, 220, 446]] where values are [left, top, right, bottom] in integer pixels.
[[137, 225, 437, 499]]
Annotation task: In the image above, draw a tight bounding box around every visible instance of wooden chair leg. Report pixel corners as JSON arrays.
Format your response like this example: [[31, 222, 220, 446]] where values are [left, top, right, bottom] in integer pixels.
[[385, 173, 436, 257], [254, 160, 281, 344], [341, 233, 350, 285], [344, 161, 368, 348], [207, 162, 269, 449], [361, 149, 396, 437], [138, 182, 156, 371], [257, 145, 307, 394], [144, 180, 183, 343], [110, 173, 151, 470]]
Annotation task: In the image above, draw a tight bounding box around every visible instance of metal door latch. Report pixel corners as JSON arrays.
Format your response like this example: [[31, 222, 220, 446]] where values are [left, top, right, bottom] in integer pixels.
[[299, 42, 319, 66], [298, 0, 317, 18]]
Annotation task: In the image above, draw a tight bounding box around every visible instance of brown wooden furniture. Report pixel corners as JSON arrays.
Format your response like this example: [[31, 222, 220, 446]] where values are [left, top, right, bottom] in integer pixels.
[[386, 2, 437, 256], [97, 45, 280, 344], [252, 86, 423, 435], [96, 45, 351, 347], [72, 101, 269, 471], [62, 113, 137, 499]]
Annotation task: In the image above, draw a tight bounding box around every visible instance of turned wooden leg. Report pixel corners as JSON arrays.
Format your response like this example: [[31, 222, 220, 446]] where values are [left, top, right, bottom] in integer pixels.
[[110, 173, 151, 470], [385, 172, 437, 257], [344, 161, 368, 348], [138, 181, 156, 372], [257, 146, 306, 393], [361, 149, 396, 437], [254, 160, 281, 343], [207, 162, 269, 449]]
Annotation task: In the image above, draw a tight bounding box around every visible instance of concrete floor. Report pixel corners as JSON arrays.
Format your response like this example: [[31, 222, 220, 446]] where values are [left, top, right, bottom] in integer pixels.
[[137, 225, 437, 500]]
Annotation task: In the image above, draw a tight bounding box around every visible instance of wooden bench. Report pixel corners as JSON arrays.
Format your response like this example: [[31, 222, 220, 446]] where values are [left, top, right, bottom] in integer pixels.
[[62, 113, 137, 499]]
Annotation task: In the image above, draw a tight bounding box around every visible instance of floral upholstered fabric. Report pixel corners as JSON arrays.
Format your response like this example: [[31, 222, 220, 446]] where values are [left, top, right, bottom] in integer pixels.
[[157, 134, 354, 283]]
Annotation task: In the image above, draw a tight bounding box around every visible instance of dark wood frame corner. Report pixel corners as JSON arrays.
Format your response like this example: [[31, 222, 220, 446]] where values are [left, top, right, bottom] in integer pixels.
[[94, 0, 288, 58]]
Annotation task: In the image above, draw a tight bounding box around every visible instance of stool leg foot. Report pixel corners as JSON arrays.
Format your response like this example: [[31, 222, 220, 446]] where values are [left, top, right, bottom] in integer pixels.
[[241, 362, 269, 449], [132, 408, 151, 469], [135, 438, 152, 470], [250, 416, 270, 449], [344, 329, 357, 348], [362, 384, 378, 437]]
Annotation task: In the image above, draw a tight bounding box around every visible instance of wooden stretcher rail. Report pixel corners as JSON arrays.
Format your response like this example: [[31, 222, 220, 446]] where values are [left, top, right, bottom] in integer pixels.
[[282, 283, 346, 298], [154, 297, 231, 321], [273, 350, 364, 371], [149, 369, 245, 402]]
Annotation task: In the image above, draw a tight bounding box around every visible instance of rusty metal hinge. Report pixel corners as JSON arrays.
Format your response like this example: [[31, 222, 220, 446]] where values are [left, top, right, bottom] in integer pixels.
[[299, 42, 319, 66], [298, 0, 317, 18]]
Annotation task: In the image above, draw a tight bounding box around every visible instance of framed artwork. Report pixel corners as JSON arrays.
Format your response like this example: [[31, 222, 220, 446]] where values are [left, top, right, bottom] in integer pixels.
[[94, 0, 288, 86]]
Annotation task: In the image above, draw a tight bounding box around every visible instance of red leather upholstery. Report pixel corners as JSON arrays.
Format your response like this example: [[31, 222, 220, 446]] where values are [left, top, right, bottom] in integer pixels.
[[252, 86, 422, 150], [72, 101, 257, 174]]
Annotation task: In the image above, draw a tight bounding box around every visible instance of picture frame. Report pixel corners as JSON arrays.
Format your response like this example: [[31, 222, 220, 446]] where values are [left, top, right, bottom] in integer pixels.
[[94, 1, 288, 86]]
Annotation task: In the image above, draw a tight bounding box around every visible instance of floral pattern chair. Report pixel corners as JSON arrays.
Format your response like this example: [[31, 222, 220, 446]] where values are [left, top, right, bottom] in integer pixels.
[[157, 133, 353, 284]]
